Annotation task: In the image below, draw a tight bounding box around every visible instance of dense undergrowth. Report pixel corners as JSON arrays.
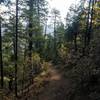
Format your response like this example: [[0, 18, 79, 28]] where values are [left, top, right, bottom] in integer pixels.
[[1, 33, 100, 100], [60, 33, 100, 100]]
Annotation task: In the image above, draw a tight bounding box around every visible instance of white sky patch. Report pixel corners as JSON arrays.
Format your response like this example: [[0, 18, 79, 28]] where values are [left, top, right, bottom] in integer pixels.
[[46, 0, 80, 33], [47, 0, 80, 21], [0, 4, 8, 14]]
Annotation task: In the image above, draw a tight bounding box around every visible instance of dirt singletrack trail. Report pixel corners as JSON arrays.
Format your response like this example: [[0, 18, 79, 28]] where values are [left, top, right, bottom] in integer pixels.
[[38, 65, 72, 100]]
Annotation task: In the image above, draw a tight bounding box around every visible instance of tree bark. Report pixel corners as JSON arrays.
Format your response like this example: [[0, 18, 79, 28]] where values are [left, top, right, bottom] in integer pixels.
[[0, 16, 3, 89], [87, 0, 95, 45], [84, 0, 92, 47], [28, 0, 33, 84], [74, 33, 77, 51], [15, 0, 18, 97]]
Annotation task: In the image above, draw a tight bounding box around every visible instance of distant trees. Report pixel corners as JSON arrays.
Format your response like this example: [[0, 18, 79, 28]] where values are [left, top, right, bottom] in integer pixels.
[[65, 2, 84, 52], [51, 8, 61, 60], [65, 0, 96, 54], [84, 0, 95, 50], [0, 0, 10, 89], [0, 0, 11, 90]]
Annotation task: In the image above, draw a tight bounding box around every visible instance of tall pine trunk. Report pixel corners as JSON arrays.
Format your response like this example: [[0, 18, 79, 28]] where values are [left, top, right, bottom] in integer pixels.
[[84, 0, 92, 47], [87, 0, 95, 44], [74, 33, 77, 51], [0, 16, 3, 89], [83, 0, 92, 55], [54, 15, 57, 60], [15, 0, 18, 97], [28, 0, 33, 84]]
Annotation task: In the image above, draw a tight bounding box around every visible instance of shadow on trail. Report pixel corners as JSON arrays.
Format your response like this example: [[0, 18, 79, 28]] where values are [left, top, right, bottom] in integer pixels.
[[37, 65, 73, 100]]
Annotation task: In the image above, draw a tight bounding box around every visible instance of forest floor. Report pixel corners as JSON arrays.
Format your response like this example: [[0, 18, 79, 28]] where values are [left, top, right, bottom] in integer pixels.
[[1, 61, 92, 100], [37, 64, 72, 100], [2, 61, 100, 100], [1, 63, 74, 100], [17, 63, 73, 100]]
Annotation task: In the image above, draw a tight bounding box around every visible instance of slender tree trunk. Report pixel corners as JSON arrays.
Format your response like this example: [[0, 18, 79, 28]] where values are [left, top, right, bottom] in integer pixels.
[[83, 0, 92, 55], [87, 0, 95, 45], [28, 0, 33, 84], [44, 21, 47, 37], [22, 47, 26, 96], [44, 20, 47, 59], [15, 0, 18, 97], [54, 15, 57, 59], [74, 33, 77, 51], [37, 0, 40, 23], [35, 0, 41, 51], [85, 0, 92, 47], [0, 16, 3, 89]]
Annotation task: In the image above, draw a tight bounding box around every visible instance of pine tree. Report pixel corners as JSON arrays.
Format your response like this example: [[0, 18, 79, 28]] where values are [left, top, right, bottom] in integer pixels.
[[51, 8, 60, 60], [28, 0, 33, 84], [15, 0, 18, 97], [0, 15, 3, 89]]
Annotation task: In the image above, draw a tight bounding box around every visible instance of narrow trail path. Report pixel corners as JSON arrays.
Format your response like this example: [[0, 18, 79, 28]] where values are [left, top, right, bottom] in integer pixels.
[[37, 64, 72, 100]]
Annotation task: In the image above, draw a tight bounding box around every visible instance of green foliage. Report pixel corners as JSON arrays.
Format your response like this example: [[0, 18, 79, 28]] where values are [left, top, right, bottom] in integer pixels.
[[32, 52, 41, 64], [58, 44, 68, 63], [41, 61, 50, 72]]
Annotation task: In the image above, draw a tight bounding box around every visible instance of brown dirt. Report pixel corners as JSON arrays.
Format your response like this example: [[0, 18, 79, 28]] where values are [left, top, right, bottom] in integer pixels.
[[37, 65, 72, 100]]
